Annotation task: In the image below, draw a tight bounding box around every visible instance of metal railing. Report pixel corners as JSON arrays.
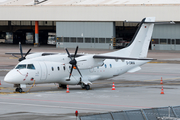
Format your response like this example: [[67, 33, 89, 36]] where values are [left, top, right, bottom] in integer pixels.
[[79, 106, 180, 120]]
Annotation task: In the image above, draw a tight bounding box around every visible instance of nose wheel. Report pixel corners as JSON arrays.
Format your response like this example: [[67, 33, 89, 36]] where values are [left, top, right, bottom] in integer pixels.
[[15, 88, 23, 93]]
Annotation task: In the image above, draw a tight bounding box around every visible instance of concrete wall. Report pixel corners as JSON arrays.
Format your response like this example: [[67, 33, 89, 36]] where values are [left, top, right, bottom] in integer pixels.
[[151, 23, 180, 50], [0, 5, 180, 21], [56, 21, 114, 49], [56, 22, 114, 38], [152, 23, 180, 39]]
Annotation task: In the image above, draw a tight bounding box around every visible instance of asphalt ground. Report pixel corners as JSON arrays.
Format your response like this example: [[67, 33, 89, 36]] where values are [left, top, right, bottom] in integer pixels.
[[0, 44, 180, 120]]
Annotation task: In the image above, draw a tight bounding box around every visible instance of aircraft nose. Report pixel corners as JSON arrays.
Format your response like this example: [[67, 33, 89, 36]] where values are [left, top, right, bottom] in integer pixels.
[[4, 71, 13, 83], [4, 70, 20, 84]]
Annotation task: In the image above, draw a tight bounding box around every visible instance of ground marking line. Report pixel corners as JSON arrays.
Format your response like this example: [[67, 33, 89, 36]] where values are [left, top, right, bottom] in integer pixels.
[[0, 97, 150, 109], [0, 101, 124, 112]]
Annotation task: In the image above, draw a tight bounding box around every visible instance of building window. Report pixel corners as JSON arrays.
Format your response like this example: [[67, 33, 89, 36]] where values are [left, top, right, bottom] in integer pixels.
[[95, 38, 99, 43], [99, 38, 105, 43], [64, 37, 69, 42], [168, 39, 171, 44], [85, 38, 91, 43], [71, 37, 76, 42], [57, 37, 63, 42], [160, 39, 167, 44], [92, 38, 94, 43], [77, 38, 83, 43], [0, 21, 8, 25], [106, 38, 112, 43], [152, 39, 159, 44], [176, 39, 180, 44]]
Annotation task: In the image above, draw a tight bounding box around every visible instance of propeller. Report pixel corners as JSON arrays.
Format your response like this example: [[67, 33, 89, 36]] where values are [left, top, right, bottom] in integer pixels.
[[18, 42, 31, 62], [65, 46, 82, 79]]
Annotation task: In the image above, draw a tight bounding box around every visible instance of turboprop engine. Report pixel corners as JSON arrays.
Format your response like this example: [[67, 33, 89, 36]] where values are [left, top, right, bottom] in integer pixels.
[[76, 55, 104, 69]]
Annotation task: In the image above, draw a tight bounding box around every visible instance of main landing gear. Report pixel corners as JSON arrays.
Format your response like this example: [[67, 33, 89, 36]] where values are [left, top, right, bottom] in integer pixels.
[[81, 84, 90, 90], [59, 84, 67, 89]]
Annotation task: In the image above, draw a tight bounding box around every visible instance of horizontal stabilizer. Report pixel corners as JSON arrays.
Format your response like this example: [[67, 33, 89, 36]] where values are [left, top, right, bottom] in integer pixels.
[[93, 55, 156, 61], [128, 66, 141, 73]]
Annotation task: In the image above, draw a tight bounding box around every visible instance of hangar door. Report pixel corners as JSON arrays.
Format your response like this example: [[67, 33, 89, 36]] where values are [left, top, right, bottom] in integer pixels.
[[56, 22, 115, 49]]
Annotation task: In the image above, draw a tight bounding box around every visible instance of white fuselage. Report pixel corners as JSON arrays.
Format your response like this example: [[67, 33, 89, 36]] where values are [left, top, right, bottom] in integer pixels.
[[4, 54, 149, 85]]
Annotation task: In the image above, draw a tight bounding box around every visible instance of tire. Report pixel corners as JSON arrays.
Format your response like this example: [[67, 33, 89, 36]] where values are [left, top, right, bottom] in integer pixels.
[[15, 88, 19, 92], [19, 88, 22, 93], [85, 85, 90, 90], [59, 84, 67, 89], [82, 86, 86, 89]]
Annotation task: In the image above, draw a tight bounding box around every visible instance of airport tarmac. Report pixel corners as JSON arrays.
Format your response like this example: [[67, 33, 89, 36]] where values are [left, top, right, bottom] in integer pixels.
[[0, 44, 180, 120]]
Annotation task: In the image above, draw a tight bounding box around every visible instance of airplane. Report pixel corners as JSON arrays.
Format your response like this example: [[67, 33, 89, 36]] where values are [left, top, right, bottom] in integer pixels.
[[4, 17, 160, 93]]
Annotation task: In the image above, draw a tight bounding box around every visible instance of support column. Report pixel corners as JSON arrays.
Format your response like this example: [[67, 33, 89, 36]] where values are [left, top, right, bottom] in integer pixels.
[[34, 21, 39, 47]]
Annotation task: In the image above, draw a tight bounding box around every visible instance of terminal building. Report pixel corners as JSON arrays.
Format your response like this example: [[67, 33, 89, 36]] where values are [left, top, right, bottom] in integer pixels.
[[0, 0, 180, 50]]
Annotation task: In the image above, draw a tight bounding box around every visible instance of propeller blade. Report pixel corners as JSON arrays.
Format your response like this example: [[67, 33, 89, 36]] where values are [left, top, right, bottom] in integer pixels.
[[75, 65, 82, 77], [65, 46, 82, 78], [65, 48, 72, 60], [25, 48, 31, 57], [74, 46, 78, 58], [69, 65, 74, 79], [19, 42, 23, 58], [12, 54, 20, 58]]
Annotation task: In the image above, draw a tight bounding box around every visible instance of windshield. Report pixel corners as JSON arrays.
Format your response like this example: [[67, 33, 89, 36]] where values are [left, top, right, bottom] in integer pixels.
[[15, 64, 26, 69], [15, 64, 35, 70], [27, 64, 35, 70]]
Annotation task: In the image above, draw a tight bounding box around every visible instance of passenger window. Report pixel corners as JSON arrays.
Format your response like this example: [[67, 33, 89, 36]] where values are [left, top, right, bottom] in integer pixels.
[[15, 64, 26, 69], [52, 67, 54, 71], [27, 64, 35, 70], [63, 66, 65, 71], [105, 64, 107, 68], [97, 66, 99, 69], [57, 67, 60, 71], [110, 64, 112, 68]]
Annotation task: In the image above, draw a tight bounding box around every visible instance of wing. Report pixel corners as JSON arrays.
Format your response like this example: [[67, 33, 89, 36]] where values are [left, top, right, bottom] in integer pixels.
[[93, 55, 156, 61]]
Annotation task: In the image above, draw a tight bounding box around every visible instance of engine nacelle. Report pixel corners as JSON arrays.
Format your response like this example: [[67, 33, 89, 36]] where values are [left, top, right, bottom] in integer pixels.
[[76, 55, 104, 69]]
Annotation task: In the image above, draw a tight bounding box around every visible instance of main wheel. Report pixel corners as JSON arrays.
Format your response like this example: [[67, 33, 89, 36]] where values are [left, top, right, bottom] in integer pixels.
[[18, 88, 22, 93], [81, 84, 86, 89], [85, 85, 90, 90]]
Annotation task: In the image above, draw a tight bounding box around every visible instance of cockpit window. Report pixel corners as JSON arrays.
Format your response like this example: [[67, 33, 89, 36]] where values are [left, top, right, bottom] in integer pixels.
[[27, 64, 35, 70], [15, 64, 26, 69]]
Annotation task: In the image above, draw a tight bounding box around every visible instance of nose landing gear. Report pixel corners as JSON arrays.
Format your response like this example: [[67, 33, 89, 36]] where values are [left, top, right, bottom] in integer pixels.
[[14, 84, 23, 93], [15, 87, 23, 93]]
